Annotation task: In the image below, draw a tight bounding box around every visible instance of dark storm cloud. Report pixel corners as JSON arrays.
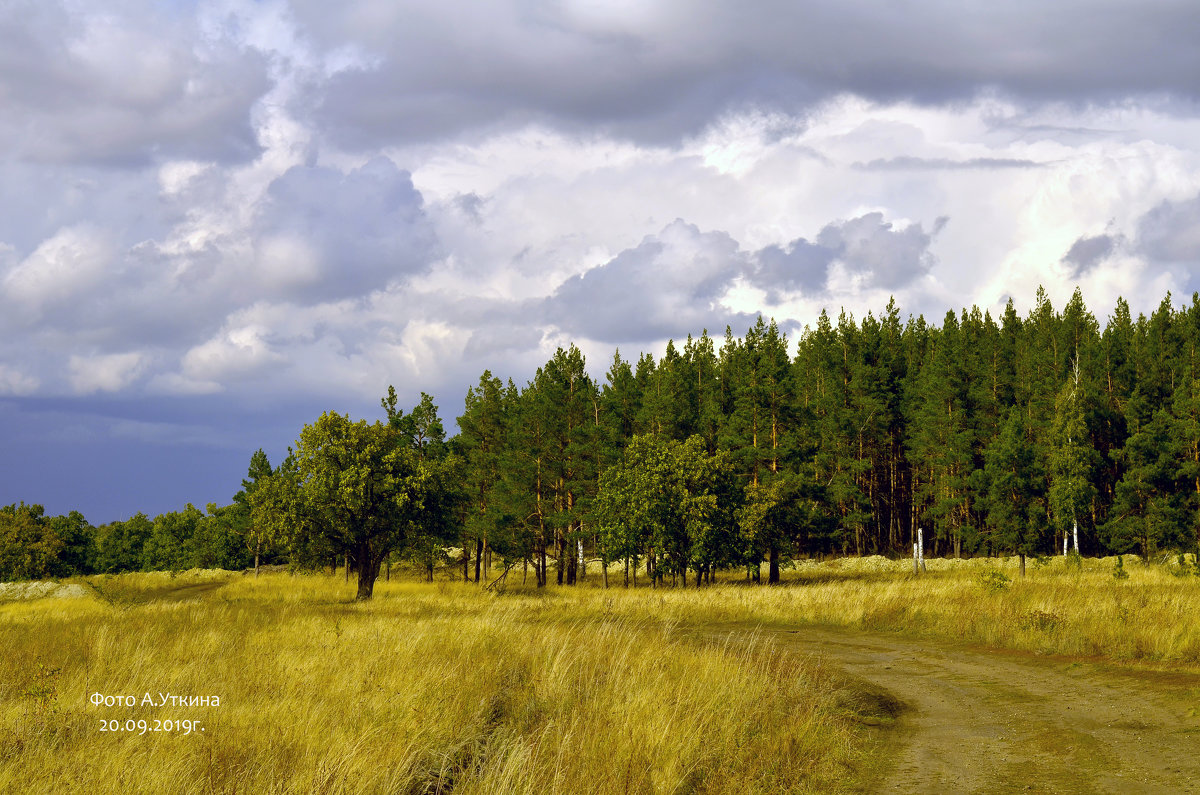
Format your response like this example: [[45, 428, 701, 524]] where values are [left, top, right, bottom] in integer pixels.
[[293, 0, 1200, 147], [256, 157, 439, 302], [1062, 234, 1117, 276], [0, 0, 268, 165], [0, 393, 343, 521]]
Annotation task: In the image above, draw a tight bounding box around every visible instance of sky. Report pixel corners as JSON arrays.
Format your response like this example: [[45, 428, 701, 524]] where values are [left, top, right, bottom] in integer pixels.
[[4, 0, 1200, 523]]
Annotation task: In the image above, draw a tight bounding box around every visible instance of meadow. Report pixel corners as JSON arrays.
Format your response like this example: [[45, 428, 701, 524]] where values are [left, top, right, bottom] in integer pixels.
[[2, 554, 1198, 794]]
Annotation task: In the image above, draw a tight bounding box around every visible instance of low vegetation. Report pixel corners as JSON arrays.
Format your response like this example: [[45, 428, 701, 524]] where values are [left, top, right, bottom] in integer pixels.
[[4, 555, 1199, 793], [2, 570, 872, 794]]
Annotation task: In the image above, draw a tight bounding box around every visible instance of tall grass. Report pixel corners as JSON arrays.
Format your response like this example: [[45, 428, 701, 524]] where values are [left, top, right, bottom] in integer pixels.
[[567, 554, 1200, 665], [2, 571, 874, 794], [6, 556, 1196, 793]]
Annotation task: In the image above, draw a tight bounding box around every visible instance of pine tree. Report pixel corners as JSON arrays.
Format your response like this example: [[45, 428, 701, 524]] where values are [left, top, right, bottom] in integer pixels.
[[641, 340, 686, 440], [1105, 408, 1183, 559], [981, 408, 1044, 574], [236, 448, 274, 576], [906, 311, 973, 557], [456, 371, 507, 582], [532, 346, 600, 585], [599, 350, 639, 468], [682, 330, 723, 453]]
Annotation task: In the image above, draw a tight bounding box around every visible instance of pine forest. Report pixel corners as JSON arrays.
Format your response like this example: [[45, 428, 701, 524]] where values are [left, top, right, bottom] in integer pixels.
[[7, 286, 1200, 588]]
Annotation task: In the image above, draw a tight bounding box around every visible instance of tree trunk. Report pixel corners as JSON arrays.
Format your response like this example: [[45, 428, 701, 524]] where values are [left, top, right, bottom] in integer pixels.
[[556, 532, 564, 585], [356, 552, 383, 601], [474, 537, 483, 583], [566, 534, 577, 585], [345, 554, 349, 583], [768, 545, 780, 584], [254, 541, 261, 578], [1019, 553, 1026, 578]]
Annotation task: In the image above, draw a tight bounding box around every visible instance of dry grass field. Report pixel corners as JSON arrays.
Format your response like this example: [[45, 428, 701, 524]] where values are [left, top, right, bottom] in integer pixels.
[[1, 570, 872, 794], [3, 554, 1198, 794]]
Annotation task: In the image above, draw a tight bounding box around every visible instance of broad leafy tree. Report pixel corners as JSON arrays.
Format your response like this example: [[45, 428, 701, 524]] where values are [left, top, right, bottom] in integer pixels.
[[285, 410, 442, 600]]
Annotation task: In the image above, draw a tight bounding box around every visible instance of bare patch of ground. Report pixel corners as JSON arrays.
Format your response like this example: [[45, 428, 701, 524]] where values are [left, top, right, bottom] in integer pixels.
[[0, 581, 88, 602], [762, 626, 1200, 794]]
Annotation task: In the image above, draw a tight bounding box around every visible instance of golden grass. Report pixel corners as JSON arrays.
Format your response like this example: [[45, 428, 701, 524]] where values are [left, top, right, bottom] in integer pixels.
[[568, 554, 1200, 665], [782, 554, 1200, 664], [1, 570, 872, 795], [5, 555, 1196, 793]]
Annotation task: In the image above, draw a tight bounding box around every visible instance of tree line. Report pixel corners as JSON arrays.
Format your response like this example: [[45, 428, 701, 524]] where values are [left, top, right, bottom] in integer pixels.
[[5, 287, 1200, 595]]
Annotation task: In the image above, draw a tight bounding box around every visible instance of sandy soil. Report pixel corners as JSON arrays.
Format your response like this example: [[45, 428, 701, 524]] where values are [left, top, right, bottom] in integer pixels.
[[769, 626, 1200, 794]]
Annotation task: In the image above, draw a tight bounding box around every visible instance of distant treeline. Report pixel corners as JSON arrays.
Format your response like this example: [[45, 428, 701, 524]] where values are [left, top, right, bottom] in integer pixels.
[[0, 501, 267, 581], [5, 286, 1200, 585]]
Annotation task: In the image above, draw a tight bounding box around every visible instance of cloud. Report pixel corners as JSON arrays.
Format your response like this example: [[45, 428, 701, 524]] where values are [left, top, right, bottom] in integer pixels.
[[538, 211, 942, 345], [0, 0, 269, 165], [747, 213, 943, 298], [254, 156, 439, 301], [821, 213, 942, 289], [0, 365, 39, 396], [68, 352, 147, 394], [751, 239, 835, 298], [543, 219, 754, 342], [1062, 234, 1118, 276], [1, 225, 117, 319], [1136, 194, 1200, 265], [291, 0, 1200, 148], [853, 156, 1044, 171], [180, 324, 288, 386]]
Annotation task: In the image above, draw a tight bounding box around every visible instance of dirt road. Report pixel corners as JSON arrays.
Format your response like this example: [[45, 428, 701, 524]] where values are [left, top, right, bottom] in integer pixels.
[[768, 626, 1200, 794]]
